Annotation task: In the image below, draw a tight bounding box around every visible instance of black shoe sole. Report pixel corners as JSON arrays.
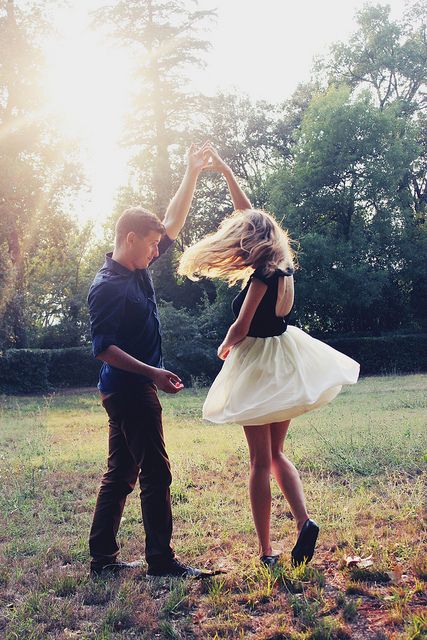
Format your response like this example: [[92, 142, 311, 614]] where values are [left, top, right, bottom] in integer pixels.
[[146, 570, 214, 579], [90, 561, 143, 577], [146, 568, 224, 579], [291, 520, 319, 566]]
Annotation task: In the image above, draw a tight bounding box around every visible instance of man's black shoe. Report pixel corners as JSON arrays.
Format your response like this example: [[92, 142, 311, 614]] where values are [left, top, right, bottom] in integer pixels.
[[146, 558, 215, 579], [291, 519, 319, 566], [90, 560, 144, 577]]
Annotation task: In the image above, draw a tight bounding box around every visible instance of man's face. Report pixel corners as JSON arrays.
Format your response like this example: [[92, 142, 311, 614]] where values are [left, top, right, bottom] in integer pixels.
[[128, 229, 162, 269]]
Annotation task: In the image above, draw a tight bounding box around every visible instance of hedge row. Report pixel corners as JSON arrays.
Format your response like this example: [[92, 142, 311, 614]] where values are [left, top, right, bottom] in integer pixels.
[[0, 334, 426, 394], [325, 334, 427, 375], [0, 347, 101, 393]]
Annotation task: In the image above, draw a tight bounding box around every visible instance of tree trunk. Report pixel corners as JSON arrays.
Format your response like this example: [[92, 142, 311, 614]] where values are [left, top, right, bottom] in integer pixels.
[[147, 0, 173, 216]]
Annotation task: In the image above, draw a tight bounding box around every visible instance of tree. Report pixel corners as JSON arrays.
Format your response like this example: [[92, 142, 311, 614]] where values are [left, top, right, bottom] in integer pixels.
[[269, 84, 420, 334], [102, 92, 281, 309], [92, 1, 216, 311], [319, 1, 427, 218], [25, 213, 95, 347], [95, 0, 215, 214], [0, 0, 83, 349], [272, 85, 417, 236]]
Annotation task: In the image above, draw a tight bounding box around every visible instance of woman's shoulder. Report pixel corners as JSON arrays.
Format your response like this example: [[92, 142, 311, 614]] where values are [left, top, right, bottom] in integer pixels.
[[251, 265, 294, 284]]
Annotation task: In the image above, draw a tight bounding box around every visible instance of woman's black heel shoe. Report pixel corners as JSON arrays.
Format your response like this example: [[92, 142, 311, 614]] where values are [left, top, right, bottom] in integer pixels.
[[291, 519, 319, 566], [260, 554, 280, 568]]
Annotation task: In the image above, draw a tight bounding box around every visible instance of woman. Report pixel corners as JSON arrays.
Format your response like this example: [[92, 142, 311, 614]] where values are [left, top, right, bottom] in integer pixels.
[[179, 146, 360, 567]]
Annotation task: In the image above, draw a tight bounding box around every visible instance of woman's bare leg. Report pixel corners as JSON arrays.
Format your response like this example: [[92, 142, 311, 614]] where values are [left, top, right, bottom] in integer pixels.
[[243, 425, 273, 556], [270, 420, 309, 533]]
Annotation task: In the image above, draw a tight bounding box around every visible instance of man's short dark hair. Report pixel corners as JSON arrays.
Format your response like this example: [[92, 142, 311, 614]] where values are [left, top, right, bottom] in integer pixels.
[[115, 207, 165, 246]]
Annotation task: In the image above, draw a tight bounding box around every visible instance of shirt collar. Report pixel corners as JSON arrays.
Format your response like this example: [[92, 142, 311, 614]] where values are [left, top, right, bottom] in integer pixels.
[[104, 252, 135, 277]]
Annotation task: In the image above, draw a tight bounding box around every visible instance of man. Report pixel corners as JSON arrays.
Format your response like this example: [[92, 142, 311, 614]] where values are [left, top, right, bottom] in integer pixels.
[[87, 142, 211, 577]]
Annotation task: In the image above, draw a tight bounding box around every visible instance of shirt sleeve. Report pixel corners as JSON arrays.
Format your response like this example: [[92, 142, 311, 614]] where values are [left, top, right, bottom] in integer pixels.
[[251, 267, 271, 285], [88, 280, 127, 358], [151, 233, 174, 264], [251, 266, 294, 284], [276, 267, 295, 277]]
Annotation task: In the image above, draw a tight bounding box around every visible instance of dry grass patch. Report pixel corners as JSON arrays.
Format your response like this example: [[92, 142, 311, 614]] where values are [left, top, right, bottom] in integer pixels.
[[0, 375, 426, 639]]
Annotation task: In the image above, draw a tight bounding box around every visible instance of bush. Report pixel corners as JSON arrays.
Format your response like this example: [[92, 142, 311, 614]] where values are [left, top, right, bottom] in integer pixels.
[[326, 334, 427, 375], [48, 347, 101, 387], [0, 347, 100, 393], [0, 331, 425, 394], [159, 301, 220, 385], [0, 349, 51, 393]]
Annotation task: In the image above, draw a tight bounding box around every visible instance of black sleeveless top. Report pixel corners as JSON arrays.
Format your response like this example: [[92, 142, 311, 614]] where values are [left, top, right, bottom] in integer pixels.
[[232, 267, 294, 338]]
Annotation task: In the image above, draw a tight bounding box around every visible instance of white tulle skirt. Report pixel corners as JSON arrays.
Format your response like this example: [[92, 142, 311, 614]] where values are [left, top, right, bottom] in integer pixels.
[[202, 325, 360, 426]]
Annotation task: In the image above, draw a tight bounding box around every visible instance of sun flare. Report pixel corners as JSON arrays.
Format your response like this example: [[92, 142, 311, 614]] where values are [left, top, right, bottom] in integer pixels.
[[42, 7, 134, 219]]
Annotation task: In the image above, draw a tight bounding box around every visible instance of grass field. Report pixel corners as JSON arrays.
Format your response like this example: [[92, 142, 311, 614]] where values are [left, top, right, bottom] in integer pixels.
[[0, 374, 426, 640]]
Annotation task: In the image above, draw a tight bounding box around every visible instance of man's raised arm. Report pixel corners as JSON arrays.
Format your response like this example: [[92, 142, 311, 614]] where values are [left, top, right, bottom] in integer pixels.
[[162, 141, 211, 240]]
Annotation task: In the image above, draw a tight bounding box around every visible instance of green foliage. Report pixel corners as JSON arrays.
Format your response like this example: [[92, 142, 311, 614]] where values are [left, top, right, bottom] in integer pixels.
[[265, 3, 427, 338], [326, 334, 427, 375], [161, 580, 189, 616], [290, 594, 320, 627], [25, 216, 95, 349], [158, 301, 220, 385], [323, 2, 427, 114], [47, 347, 102, 387], [0, 332, 426, 393], [1, 0, 426, 363], [404, 613, 427, 640], [0, 349, 51, 393], [0, 347, 100, 393], [0, 2, 84, 350], [268, 82, 425, 334]]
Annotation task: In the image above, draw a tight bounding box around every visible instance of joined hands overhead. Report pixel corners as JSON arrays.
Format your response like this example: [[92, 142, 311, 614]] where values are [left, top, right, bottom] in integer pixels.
[[187, 141, 230, 175]]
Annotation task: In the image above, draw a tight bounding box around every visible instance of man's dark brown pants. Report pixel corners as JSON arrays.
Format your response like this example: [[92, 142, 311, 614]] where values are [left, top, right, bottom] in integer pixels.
[[89, 383, 174, 570]]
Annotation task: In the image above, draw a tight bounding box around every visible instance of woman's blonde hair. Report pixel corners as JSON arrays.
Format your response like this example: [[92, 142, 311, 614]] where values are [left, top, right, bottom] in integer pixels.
[[178, 209, 296, 286]]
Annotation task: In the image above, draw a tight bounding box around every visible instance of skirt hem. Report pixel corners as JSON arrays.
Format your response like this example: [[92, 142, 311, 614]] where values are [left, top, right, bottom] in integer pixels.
[[202, 325, 360, 427], [203, 383, 343, 426]]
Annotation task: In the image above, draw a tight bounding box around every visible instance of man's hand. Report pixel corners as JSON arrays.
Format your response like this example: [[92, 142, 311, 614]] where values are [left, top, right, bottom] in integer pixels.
[[151, 368, 184, 394], [162, 141, 212, 240], [187, 141, 212, 175]]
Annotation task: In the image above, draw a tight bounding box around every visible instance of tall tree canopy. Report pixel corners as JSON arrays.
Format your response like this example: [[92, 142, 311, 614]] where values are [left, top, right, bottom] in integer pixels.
[[0, 0, 83, 348]]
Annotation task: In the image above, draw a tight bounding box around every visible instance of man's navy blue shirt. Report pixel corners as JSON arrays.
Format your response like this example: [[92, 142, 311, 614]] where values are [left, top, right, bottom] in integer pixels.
[[88, 235, 174, 394]]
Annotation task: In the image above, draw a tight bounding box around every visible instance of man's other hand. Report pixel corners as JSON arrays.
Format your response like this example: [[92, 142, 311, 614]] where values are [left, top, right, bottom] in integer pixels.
[[187, 141, 211, 174], [152, 368, 185, 394]]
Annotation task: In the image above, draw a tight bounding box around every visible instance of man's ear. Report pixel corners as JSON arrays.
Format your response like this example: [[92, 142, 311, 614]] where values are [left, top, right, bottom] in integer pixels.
[[126, 231, 136, 246]]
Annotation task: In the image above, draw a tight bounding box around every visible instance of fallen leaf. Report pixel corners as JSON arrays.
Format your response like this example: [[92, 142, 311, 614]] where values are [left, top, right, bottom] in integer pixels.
[[357, 558, 374, 569], [386, 567, 403, 583], [345, 554, 373, 568], [192, 610, 207, 624]]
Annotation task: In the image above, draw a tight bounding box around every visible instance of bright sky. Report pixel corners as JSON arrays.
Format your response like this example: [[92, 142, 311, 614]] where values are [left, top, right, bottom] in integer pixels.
[[195, 0, 409, 102], [42, 0, 409, 225]]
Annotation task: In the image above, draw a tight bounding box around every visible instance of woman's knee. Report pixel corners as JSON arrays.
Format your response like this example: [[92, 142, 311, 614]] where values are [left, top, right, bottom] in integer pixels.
[[271, 450, 287, 468], [249, 454, 272, 473]]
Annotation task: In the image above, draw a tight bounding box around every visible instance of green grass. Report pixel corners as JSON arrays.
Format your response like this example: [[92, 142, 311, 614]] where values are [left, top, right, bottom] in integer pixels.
[[0, 374, 426, 639]]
